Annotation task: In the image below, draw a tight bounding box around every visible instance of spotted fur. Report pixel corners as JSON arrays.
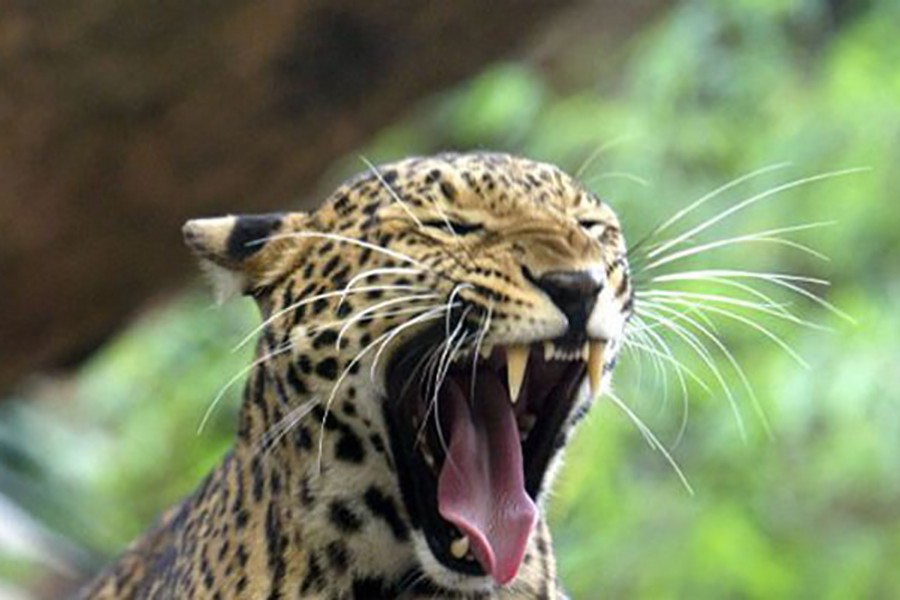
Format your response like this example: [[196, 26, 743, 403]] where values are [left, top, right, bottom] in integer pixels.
[[79, 153, 632, 599]]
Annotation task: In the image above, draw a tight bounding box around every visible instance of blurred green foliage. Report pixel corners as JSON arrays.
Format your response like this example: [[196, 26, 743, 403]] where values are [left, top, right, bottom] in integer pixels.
[[2, 0, 899, 597]]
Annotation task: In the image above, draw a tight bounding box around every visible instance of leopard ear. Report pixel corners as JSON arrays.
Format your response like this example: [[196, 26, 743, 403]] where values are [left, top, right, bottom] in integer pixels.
[[182, 212, 306, 302]]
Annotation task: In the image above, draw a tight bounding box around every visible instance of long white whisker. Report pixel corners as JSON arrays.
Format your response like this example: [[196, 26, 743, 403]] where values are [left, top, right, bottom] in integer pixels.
[[336, 294, 439, 348], [626, 318, 667, 396], [651, 269, 854, 323], [257, 397, 320, 455], [678, 275, 809, 323], [338, 267, 424, 303], [640, 299, 772, 437], [315, 310, 448, 474], [470, 304, 494, 401], [359, 155, 424, 229], [606, 390, 694, 495], [370, 305, 458, 380], [197, 342, 293, 434], [649, 163, 793, 241], [643, 221, 834, 271], [629, 314, 699, 445], [630, 314, 696, 390], [232, 284, 428, 352], [637, 289, 829, 331], [430, 324, 474, 460], [256, 231, 428, 268], [648, 296, 810, 368], [648, 167, 868, 260], [445, 284, 473, 336], [574, 133, 640, 179], [583, 171, 651, 188], [635, 302, 748, 439]]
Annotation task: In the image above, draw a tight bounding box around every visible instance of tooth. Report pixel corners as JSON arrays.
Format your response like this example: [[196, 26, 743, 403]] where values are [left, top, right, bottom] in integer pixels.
[[543, 341, 553, 360], [479, 343, 493, 360], [422, 446, 435, 469], [581, 342, 590, 361], [587, 340, 605, 397], [450, 535, 470, 559], [506, 344, 529, 404]]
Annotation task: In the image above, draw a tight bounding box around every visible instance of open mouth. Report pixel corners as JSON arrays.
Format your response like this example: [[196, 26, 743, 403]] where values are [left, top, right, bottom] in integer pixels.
[[384, 325, 605, 585]]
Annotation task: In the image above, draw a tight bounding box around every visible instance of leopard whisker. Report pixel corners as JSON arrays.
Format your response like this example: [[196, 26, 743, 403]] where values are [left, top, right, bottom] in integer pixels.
[[651, 268, 854, 323], [574, 132, 641, 179], [336, 294, 440, 349], [623, 337, 699, 447], [625, 317, 670, 410], [628, 314, 695, 444], [674, 275, 811, 323], [470, 303, 494, 402], [635, 302, 748, 439], [640, 299, 774, 438], [338, 267, 425, 304], [642, 221, 834, 271], [647, 298, 775, 438], [304, 304, 448, 338], [360, 154, 425, 229], [635, 162, 793, 257], [233, 284, 427, 352], [369, 305, 460, 380], [314, 310, 450, 475], [637, 289, 829, 331], [646, 167, 868, 261], [197, 341, 294, 435], [445, 283, 473, 337], [648, 296, 810, 368], [583, 171, 651, 188], [258, 231, 428, 268], [606, 390, 694, 495], [256, 396, 320, 456], [420, 310, 472, 459]]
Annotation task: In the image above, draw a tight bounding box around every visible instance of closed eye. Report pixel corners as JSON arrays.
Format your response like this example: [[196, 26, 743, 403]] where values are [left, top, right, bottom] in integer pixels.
[[421, 220, 484, 235], [579, 220, 608, 233]]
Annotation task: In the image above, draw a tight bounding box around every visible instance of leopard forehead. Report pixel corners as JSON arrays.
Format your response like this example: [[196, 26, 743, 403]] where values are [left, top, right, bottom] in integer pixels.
[[319, 152, 622, 235]]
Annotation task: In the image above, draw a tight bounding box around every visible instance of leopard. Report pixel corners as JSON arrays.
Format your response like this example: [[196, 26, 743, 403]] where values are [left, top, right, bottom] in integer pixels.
[[78, 152, 632, 599]]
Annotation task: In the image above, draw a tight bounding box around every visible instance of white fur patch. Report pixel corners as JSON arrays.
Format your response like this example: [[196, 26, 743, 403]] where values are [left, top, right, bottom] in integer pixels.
[[198, 260, 245, 304]]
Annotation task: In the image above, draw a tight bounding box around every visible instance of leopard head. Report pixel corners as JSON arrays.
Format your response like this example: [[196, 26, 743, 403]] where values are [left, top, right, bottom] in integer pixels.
[[183, 152, 632, 592]]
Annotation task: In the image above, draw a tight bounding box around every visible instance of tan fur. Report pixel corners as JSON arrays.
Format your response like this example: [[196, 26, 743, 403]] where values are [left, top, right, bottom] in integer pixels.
[[79, 153, 631, 599]]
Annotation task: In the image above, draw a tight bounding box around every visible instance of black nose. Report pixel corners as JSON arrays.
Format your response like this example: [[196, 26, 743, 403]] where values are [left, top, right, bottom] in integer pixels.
[[534, 270, 603, 333]]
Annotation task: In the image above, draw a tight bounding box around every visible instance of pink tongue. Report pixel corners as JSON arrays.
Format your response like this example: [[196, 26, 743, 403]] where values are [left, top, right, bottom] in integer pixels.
[[437, 371, 537, 585]]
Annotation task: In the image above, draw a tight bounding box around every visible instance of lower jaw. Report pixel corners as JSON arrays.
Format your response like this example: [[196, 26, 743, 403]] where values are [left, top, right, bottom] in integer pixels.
[[383, 342, 586, 582], [382, 394, 486, 578]]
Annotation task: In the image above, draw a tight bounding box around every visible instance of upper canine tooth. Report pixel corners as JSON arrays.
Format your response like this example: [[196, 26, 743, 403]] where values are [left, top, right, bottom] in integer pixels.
[[587, 340, 605, 397], [581, 342, 590, 361], [543, 341, 554, 360], [506, 344, 529, 405], [479, 343, 493, 360]]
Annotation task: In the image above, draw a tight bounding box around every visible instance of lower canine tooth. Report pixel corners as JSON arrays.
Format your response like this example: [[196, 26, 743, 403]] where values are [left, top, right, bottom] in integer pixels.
[[422, 447, 435, 469], [587, 340, 605, 397], [506, 344, 529, 404], [450, 535, 470, 559]]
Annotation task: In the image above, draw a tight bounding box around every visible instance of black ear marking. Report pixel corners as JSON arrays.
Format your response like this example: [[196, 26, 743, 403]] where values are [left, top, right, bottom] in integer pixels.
[[227, 213, 285, 260]]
